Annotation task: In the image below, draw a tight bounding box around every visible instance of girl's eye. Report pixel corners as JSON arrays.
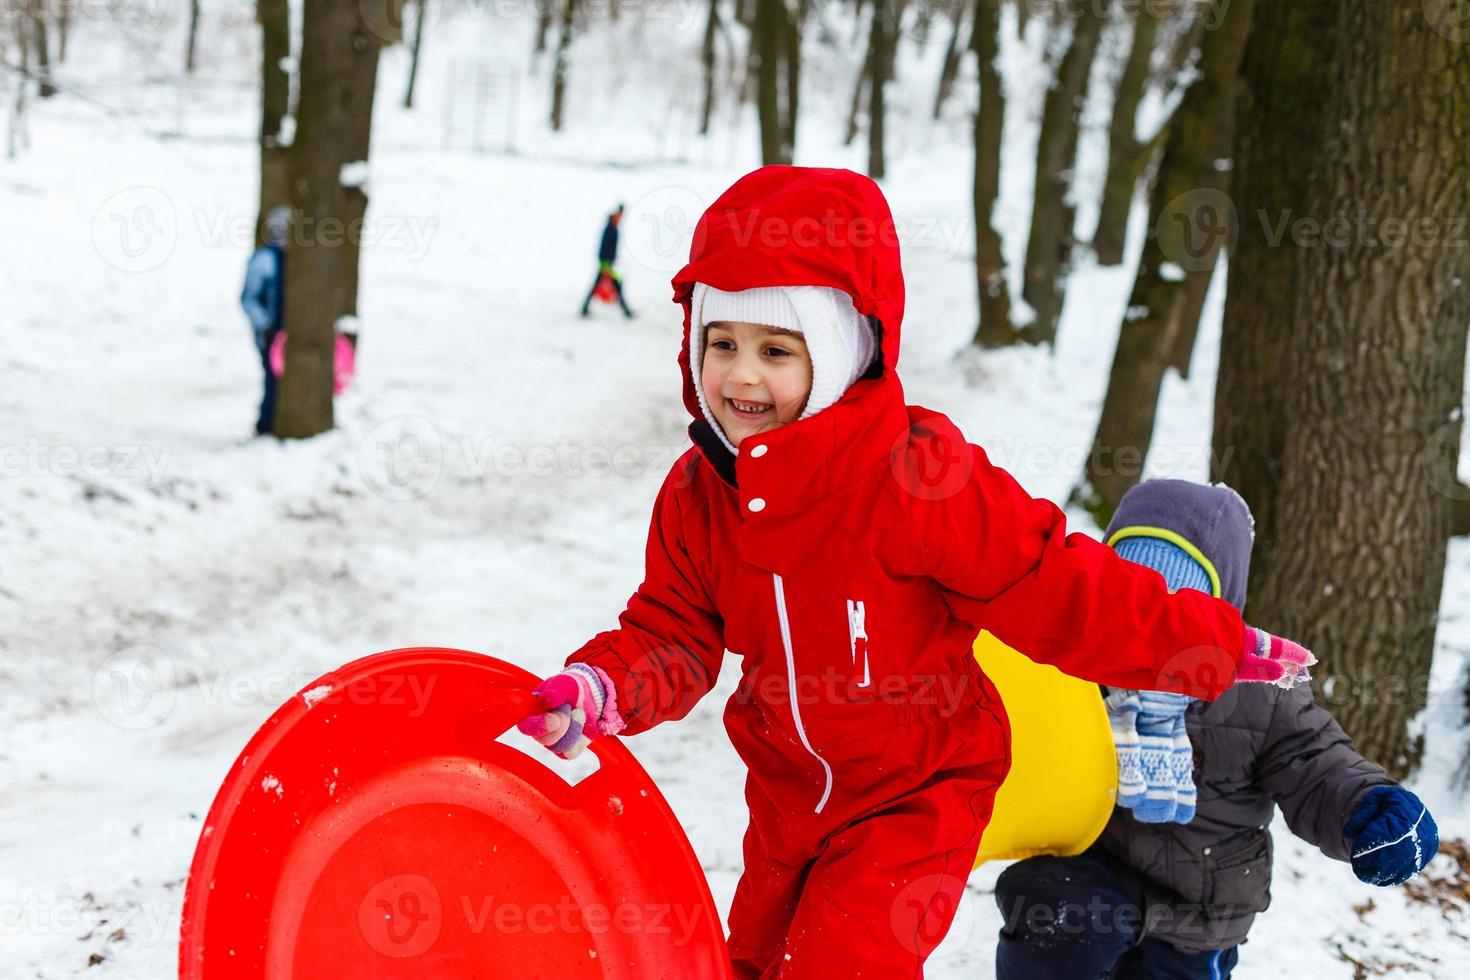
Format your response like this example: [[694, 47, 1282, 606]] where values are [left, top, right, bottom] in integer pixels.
[[710, 339, 734, 351], [764, 346, 790, 358]]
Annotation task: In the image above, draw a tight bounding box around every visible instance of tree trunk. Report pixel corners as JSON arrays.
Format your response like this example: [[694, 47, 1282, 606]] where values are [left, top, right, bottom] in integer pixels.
[[550, 0, 576, 132], [932, 0, 970, 120], [970, 0, 1015, 348], [1013, 0, 1029, 38], [845, 23, 874, 147], [868, 0, 896, 179], [276, 0, 393, 440], [404, 0, 427, 109], [783, 0, 803, 161], [1093, 1, 1164, 266], [755, 0, 787, 164], [9, 12, 31, 158], [1253, 2, 1470, 778], [186, 0, 201, 74], [27, 0, 56, 98], [1019, 0, 1110, 346], [1211, 0, 1339, 611], [1454, 493, 1470, 538], [700, 0, 719, 135], [535, 1, 554, 54], [56, 0, 70, 62], [255, 0, 292, 248], [1075, 0, 1253, 526]]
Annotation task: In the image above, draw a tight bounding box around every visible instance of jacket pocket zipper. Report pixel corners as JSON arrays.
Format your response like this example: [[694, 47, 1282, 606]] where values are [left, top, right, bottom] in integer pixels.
[[847, 598, 872, 689]]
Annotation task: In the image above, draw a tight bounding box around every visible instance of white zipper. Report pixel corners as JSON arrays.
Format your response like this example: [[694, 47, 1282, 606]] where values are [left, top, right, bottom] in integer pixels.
[[772, 573, 833, 814], [846, 599, 872, 688]]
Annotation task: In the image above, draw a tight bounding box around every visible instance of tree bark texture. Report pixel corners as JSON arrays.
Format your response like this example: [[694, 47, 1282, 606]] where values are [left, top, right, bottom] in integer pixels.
[[1251, 1, 1470, 778]]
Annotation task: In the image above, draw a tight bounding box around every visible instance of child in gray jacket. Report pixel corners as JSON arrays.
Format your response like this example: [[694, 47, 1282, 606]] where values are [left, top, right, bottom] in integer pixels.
[[993, 479, 1440, 979]]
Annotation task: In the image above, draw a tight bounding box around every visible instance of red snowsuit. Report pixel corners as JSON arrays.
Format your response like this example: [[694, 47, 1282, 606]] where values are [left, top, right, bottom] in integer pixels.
[[566, 167, 1250, 978]]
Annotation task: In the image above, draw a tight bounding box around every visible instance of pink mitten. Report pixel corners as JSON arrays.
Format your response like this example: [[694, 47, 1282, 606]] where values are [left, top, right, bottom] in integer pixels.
[[516, 663, 625, 759], [1237, 628, 1317, 688]]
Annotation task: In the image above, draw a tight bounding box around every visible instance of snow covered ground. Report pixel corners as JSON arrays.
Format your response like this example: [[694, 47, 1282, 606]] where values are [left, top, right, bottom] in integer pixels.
[[2, 3, 1467, 975]]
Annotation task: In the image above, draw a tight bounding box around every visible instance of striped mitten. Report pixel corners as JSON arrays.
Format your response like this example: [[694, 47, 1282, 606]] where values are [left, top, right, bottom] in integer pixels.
[[516, 663, 625, 760]]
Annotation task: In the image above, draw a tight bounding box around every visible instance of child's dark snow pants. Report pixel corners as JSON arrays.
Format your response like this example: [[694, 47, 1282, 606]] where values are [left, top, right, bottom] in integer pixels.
[[994, 850, 1239, 979]]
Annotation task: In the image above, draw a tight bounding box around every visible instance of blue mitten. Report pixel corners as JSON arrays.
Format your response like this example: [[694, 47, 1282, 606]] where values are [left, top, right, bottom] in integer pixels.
[[1133, 691, 1195, 823], [1106, 689, 1146, 808], [1344, 786, 1438, 886], [1166, 708, 1196, 824]]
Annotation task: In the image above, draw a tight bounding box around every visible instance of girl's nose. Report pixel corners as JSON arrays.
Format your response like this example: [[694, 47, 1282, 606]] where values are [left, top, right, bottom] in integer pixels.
[[728, 355, 762, 386]]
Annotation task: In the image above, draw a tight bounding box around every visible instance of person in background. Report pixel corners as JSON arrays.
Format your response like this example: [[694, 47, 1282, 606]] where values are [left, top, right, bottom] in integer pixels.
[[993, 479, 1440, 980], [241, 206, 290, 436], [580, 202, 635, 319]]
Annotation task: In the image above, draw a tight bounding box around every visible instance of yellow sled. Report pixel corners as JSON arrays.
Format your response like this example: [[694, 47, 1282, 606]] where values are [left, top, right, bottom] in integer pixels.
[[972, 631, 1118, 867]]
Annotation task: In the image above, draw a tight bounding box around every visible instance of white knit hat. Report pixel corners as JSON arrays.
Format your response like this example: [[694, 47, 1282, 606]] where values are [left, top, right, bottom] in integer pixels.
[[690, 283, 877, 453]]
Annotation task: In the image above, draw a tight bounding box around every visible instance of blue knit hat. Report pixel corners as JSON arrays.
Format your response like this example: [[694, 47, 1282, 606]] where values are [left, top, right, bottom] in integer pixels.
[[1112, 537, 1212, 596]]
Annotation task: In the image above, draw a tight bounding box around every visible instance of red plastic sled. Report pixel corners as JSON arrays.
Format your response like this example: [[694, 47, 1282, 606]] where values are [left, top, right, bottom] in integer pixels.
[[592, 273, 618, 303], [180, 648, 732, 979]]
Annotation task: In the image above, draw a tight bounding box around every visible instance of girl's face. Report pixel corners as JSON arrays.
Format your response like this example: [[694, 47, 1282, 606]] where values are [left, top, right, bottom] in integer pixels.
[[701, 321, 813, 448]]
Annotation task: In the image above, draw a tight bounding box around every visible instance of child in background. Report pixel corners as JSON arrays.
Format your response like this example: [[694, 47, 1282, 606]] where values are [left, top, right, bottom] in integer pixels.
[[994, 479, 1439, 980], [519, 168, 1313, 978]]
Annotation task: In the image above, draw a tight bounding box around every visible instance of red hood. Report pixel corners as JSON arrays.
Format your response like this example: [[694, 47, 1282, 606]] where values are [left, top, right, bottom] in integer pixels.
[[671, 167, 907, 422]]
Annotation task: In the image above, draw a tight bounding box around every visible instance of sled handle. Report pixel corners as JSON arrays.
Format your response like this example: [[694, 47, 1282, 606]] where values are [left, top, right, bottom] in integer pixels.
[[472, 686, 548, 740]]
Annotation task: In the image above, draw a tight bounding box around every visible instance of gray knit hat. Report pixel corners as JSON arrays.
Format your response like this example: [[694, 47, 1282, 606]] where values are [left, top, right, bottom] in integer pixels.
[[1104, 479, 1256, 611]]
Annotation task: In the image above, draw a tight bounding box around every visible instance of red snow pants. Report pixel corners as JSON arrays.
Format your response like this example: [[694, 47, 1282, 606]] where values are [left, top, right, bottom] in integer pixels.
[[725, 741, 1007, 979]]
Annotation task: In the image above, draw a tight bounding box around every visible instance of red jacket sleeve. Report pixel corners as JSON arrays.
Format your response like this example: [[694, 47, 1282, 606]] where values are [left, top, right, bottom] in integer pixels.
[[913, 437, 1249, 700], [566, 455, 726, 735]]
